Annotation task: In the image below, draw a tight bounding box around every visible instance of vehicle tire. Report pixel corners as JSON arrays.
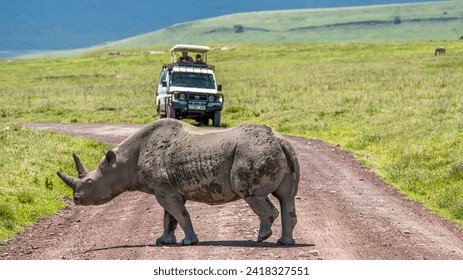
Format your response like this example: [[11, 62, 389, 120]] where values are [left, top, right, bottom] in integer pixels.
[[156, 102, 166, 119], [213, 111, 221, 127], [166, 105, 176, 119]]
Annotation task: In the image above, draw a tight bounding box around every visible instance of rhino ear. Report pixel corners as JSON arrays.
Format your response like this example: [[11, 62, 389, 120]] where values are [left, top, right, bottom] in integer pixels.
[[104, 150, 117, 166]]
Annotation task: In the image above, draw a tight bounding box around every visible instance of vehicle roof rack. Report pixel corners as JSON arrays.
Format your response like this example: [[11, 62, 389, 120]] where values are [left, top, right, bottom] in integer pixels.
[[163, 62, 215, 71], [170, 44, 211, 64], [170, 44, 210, 53]]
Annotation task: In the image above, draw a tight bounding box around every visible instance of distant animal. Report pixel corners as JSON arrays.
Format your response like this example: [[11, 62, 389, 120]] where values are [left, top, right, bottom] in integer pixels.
[[435, 46, 446, 56], [57, 119, 300, 246]]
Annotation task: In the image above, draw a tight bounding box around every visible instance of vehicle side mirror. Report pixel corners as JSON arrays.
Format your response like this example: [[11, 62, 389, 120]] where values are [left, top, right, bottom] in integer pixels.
[[217, 85, 222, 91], [162, 80, 167, 87]]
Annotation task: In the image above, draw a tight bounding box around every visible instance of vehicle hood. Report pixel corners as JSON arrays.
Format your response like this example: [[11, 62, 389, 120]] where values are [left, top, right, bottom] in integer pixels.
[[170, 86, 218, 94]]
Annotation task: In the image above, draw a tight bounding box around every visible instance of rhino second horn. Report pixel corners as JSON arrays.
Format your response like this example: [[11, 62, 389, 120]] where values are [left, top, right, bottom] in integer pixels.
[[73, 153, 88, 178], [57, 171, 78, 191]]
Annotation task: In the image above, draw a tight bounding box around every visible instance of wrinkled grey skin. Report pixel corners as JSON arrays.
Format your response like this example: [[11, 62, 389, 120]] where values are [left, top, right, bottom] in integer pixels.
[[57, 119, 300, 245]]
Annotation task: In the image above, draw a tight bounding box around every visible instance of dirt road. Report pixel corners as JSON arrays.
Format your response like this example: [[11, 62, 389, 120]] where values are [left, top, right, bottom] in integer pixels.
[[2, 123, 463, 260]]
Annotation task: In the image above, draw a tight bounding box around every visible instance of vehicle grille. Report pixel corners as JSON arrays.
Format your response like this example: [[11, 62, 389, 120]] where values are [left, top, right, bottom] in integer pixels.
[[185, 93, 207, 101]]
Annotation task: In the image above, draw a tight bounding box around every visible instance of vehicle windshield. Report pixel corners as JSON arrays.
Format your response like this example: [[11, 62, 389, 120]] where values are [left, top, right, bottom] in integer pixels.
[[171, 72, 215, 89]]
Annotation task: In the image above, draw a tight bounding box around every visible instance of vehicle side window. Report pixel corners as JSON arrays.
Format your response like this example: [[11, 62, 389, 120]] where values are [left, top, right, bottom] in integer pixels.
[[159, 70, 167, 86]]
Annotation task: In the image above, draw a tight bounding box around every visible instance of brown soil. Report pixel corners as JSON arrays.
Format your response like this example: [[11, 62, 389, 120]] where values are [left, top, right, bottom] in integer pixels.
[[1, 123, 463, 260]]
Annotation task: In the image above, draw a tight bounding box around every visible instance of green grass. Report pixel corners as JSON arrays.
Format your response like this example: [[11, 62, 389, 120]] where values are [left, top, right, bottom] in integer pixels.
[[0, 124, 108, 241], [2, 41, 463, 241], [0, 54, 162, 123]]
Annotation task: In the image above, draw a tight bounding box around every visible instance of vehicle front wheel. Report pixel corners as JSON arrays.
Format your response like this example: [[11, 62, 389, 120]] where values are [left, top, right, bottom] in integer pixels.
[[156, 102, 166, 119], [213, 111, 221, 127], [166, 105, 176, 119]]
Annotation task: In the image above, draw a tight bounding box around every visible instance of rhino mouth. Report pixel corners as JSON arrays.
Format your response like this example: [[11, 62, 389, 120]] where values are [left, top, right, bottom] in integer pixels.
[[73, 197, 82, 205], [73, 194, 116, 206]]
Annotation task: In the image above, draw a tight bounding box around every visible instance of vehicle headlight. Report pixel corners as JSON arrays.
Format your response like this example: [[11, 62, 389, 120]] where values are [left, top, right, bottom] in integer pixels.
[[179, 93, 186, 100], [208, 95, 215, 102]]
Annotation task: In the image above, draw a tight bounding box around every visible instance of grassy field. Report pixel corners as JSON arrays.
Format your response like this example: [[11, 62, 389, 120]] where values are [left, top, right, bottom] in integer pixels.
[[1, 41, 463, 241], [0, 125, 108, 241]]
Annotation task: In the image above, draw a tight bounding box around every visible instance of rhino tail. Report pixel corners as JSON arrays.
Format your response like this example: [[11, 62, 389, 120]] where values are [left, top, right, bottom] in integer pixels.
[[279, 138, 300, 182]]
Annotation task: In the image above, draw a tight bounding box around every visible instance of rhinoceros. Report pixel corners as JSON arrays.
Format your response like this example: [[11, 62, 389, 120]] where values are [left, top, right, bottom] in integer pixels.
[[57, 119, 300, 245]]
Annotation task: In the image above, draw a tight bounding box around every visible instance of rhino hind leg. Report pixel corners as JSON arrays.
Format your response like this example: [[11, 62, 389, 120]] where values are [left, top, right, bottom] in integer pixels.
[[155, 195, 199, 246], [272, 175, 298, 245], [244, 196, 279, 243], [156, 210, 177, 245]]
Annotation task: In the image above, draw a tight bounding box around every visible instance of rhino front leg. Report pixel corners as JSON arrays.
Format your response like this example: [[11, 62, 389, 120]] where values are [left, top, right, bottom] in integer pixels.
[[244, 196, 279, 243], [155, 194, 199, 246], [156, 210, 177, 245]]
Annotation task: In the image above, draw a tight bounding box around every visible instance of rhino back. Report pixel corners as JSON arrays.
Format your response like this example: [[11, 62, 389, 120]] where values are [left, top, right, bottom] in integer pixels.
[[137, 120, 289, 203]]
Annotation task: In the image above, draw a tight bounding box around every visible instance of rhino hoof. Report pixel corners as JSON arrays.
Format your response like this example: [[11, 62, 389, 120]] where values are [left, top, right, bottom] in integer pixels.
[[257, 229, 273, 243], [277, 237, 296, 246], [156, 237, 177, 245], [181, 238, 199, 246]]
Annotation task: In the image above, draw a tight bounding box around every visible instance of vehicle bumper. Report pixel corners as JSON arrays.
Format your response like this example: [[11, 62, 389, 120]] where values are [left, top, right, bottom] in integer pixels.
[[171, 101, 222, 113]]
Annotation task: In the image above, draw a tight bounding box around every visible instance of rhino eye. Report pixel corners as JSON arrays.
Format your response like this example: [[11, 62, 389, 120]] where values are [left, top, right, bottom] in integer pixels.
[[85, 179, 94, 186]]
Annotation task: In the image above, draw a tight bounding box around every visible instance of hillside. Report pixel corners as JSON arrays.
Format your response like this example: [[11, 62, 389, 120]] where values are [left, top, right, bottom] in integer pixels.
[[101, 1, 462, 49], [4, 1, 458, 59], [13, 0, 460, 59], [0, 0, 437, 57]]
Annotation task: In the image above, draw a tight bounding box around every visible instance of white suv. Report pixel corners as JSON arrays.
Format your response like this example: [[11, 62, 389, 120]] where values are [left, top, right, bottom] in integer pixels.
[[156, 44, 224, 127]]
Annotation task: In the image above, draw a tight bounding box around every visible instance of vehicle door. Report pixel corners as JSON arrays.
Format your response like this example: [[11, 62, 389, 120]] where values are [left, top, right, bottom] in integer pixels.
[[156, 68, 169, 115]]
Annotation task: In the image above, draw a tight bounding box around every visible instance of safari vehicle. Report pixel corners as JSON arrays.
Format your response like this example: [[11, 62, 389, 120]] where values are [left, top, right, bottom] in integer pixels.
[[156, 44, 224, 127]]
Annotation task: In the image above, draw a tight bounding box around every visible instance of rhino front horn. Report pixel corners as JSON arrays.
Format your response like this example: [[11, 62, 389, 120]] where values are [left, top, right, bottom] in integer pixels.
[[73, 153, 88, 178], [57, 170, 78, 191]]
